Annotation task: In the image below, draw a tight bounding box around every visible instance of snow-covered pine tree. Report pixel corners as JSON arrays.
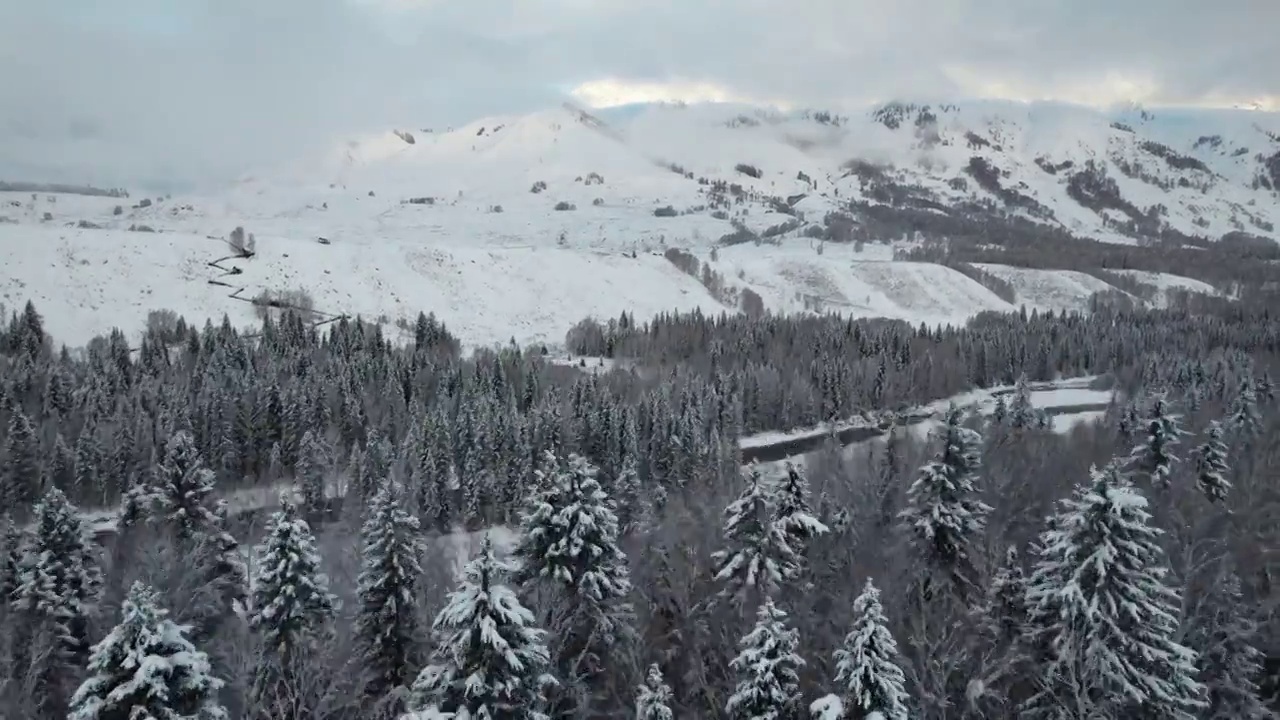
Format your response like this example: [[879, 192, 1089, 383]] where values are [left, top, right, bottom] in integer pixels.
[[726, 598, 804, 720], [712, 465, 803, 608], [1008, 375, 1037, 430], [185, 500, 249, 643], [410, 533, 554, 720], [636, 664, 674, 720], [0, 512, 18, 587], [773, 461, 829, 558], [972, 546, 1031, 711], [1022, 461, 1205, 719], [249, 491, 336, 663], [511, 451, 637, 718], [980, 546, 1028, 648], [1257, 371, 1275, 404], [13, 485, 101, 654], [1194, 420, 1232, 504], [991, 394, 1008, 426], [1129, 393, 1187, 488], [1227, 375, 1262, 438], [10, 486, 102, 719], [897, 404, 990, 597], [294, 429, 329, 520], [67, 581, 226, 720], [1117, 398, 1142, 444], [1192, 572, 1275, 720], [2, 407, 40, 514], [355, 480, 427, 707], [152, 430, 219, 539], [832, 578, 910, 720]]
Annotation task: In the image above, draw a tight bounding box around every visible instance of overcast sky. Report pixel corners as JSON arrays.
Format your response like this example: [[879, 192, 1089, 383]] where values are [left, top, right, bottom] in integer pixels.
[[1, 0, 1275, 190]]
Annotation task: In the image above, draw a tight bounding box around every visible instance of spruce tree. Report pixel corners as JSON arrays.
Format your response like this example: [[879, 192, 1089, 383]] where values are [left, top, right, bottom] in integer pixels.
[[991, 394, 1008, 426], [773, 461, 829, 558], [249, 491, 335, 665], [636, 664, 674, 720], [511, 452, 637, 718], [67, 582, 226, 720], [832, 579, 910, 720], [1007, 375, 1036, 429], [153, 430, 219, 539], [712, 466, 803, 608], [295, 430, 328, 520], [1194, 420, 1232, 504], [1228, 375, 1262, 438], [0, 513, 21, 604], [186, 501, 249, 643], [1022, 462, 1205, 719], [2, 407, 40, 515], [410, 534, 553, 720], [725, 598, 804, 720], [1129, 393, 1186, 487], [11, 486, 102, 719], [1193, 573, 1275, 720], [355, 480, 427, 707], [898, 404, 990, 596]]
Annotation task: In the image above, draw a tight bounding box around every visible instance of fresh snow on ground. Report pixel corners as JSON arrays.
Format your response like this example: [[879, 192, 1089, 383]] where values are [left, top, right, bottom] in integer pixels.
[[0, 222, 729, 349], [1109, 269, 1221, 306], [973, 264, 1122, 314]]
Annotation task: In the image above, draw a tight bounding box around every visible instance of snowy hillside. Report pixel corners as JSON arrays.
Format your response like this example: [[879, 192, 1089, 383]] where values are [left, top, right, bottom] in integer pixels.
[[1, 98, 1266, 347]]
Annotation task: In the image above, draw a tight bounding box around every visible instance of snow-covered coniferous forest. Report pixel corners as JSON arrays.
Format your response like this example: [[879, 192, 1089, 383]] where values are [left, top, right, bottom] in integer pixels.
[[0, 271, 1278, 720]]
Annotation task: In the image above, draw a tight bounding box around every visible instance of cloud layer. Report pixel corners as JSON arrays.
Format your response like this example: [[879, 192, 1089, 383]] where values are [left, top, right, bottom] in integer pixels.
[[1, 0, 1275, 190]]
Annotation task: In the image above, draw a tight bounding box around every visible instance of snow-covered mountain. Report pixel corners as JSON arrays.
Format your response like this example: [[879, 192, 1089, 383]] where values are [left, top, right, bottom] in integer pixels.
[[1, 99, 1273, 349]]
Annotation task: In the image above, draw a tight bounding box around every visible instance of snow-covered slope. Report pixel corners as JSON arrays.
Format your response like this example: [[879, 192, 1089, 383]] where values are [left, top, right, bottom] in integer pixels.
[[2, 98, 1272, 347], [0, 224, 730, 348]]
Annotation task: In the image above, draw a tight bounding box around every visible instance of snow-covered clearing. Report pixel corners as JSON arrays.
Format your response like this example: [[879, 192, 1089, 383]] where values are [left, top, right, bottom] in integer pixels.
[[0, 223, 728, 349], [1109, 269, 1221, 306], [972, 264, 1121, 314]]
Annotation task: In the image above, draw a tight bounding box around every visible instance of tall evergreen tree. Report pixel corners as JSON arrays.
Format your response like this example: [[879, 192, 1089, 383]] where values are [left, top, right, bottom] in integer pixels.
[[832, 578, 910, 720], [67, 582, 226, 720], [2, 407, 40, 515], [725, 598, 804, 720], [1022, 462, 1205, 719], [295, 430, 329, 520], [1129, 393, 1187, 488], [635, 664, 674, 720], [1192, 573, 1275, 720], [152, 430, 219, 539], [1007, 375, 1037, 429], [898, 404, 990, 597], [410, 534, 553, 720], [512, 452, 637, 719], [186, 501, 249, 644], [10, 486, 102, 719], [1227, 375, 1262, 438], [773, 462, 829, 558], [712, 466, 803, 608], [249, 492, 335, 674], [355, 480, 427, 709], [1194, 420, 1232, 504]]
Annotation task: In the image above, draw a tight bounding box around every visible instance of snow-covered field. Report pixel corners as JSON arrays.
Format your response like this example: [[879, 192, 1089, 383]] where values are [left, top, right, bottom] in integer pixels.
[[973, 264, 1123, 314]]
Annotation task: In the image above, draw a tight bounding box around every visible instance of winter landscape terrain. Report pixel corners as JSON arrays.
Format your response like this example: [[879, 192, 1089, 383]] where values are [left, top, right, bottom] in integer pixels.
[[4, 99, 1278, 349], [3, 86, 1280, 720]]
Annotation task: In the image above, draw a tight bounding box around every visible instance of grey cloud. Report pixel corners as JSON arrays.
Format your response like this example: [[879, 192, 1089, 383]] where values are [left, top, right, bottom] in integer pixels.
[[0, 0, 1274, 191]]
